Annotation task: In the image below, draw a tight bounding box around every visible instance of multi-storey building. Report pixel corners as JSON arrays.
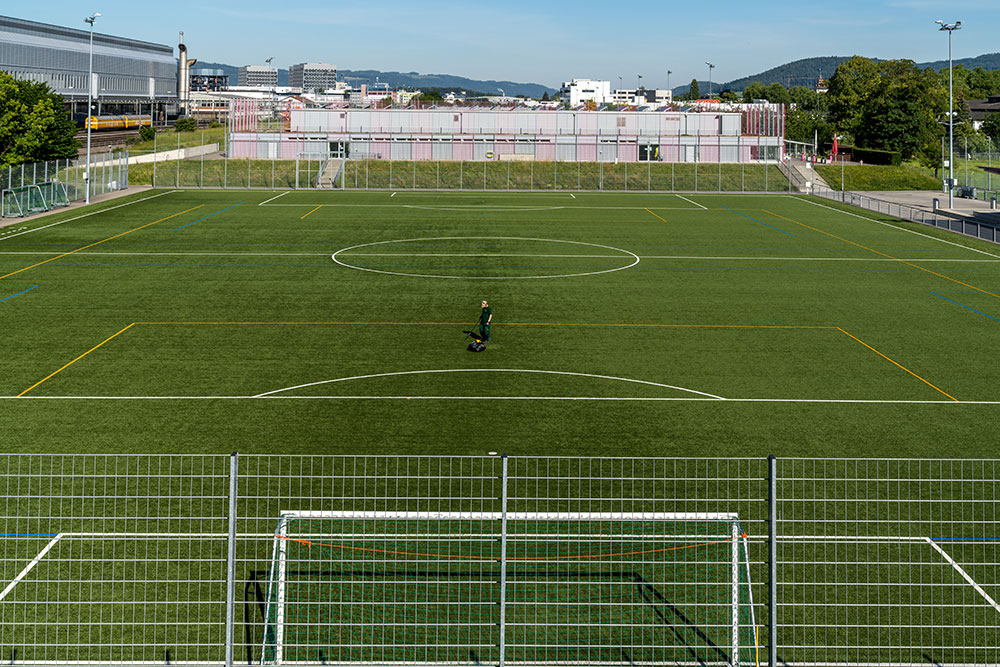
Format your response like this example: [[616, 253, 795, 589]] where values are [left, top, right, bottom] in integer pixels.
[[0, 14, 176, 116], [237, 64, 277, 88], [289, 62, 337, 92]]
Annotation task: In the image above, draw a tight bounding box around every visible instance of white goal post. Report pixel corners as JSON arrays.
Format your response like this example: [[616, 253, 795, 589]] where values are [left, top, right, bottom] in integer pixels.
[[261, 510, 758, 667]]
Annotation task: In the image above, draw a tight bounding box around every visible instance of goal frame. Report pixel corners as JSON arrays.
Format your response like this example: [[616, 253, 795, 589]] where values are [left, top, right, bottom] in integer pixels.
[[262, 509, 755, 667]]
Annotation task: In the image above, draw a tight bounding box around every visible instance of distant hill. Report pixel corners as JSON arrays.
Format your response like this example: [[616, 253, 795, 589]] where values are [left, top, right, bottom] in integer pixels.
[[195, 62, 556, 97], [672, 53, 1000, 95]]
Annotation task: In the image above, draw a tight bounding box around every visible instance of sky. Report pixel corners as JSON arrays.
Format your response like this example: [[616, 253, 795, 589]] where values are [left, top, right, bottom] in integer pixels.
[[14, 1, 1000, 88]]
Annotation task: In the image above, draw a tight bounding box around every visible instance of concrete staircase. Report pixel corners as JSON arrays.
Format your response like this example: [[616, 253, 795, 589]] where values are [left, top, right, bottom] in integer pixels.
[[783, 160, 831, 193], [317, 158, 344, 188]]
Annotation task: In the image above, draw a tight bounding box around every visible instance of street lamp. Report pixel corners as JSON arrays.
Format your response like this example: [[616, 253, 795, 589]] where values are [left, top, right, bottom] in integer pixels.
[[937, 20, 962, 208], [84, 12, 101, 204], [706, 61, 715, 99], [637, 74, 642, 90], [667, 70, 672, 94]]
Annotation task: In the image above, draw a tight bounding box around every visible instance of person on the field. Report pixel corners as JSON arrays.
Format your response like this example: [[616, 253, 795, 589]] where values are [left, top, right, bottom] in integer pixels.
[[478, 300, 493, 342]]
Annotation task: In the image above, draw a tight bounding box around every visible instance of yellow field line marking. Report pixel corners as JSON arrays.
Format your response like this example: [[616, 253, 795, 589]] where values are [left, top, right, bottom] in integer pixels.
[[300, 206, 322, 220], [19, 323, 137, 396], [645, 208, 668, 223], [836, 327, 958, 402], [762, 209, 1000, 300], [0, 206, 204, 281]]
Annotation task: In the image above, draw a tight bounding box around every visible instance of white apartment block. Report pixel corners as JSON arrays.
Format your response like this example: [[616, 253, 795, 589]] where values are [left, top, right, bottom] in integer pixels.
[[289, 63, 338, 92], [559, 79, 611, 106], [237, 65, 278, 88], [611, 89, 673, 106]]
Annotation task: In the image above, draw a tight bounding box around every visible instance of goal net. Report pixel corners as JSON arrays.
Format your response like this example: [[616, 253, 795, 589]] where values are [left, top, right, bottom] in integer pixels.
[[1, 182, 69, 218], [259, 510, 758, 666]]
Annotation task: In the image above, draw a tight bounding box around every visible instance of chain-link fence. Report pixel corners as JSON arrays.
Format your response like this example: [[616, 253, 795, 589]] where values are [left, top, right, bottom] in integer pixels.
[[1, 454, 997, 667], [1, 154, 129, 217]]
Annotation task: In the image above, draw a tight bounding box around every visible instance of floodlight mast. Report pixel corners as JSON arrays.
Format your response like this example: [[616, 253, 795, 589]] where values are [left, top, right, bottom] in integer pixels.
[[84, 12, 101, 205], [937, 20, 962, 209], [706, 61, 715, 99]]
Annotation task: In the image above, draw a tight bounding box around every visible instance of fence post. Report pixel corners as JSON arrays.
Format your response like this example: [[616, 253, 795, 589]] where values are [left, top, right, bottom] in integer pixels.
[[225, 452, 238, 667], [767, 454, 777, 667], [498, 454, 509, 667]]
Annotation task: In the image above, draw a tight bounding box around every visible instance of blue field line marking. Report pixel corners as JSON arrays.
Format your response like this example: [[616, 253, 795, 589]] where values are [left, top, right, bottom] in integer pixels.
[[171, 202, 245, 232], [0, 285, 38, 303], [720, 206, 795, 236], [930, 291, 1000, 323]]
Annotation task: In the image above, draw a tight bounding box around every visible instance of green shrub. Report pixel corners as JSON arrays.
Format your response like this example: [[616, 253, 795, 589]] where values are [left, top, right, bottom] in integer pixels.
[[139, 125, 156, 142], [846, 146, 902, 166], [174, 117, 197, 132], [208, 120, 222, 129]]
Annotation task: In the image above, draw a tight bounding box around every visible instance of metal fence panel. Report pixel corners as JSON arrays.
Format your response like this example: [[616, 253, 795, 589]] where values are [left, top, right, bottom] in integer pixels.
[[1, 454, 998, 667]]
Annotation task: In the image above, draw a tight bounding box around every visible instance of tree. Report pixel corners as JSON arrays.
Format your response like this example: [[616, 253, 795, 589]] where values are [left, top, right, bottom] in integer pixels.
[[827, 57, 946, 162], [541, 91, 550, 101], [719, 90, 738, 102], [687, 79, 700, 101], [982, 113, 1000, 143], [764, 83, 792, 105], [789, 86, 817, 111], [741, 81, 766, 103], [826, 56, 881, 141], [0, 72, 79, 168]]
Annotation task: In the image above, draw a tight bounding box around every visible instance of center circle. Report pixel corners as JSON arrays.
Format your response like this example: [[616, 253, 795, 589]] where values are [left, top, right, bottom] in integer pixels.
[[331, 236, 640, 280]]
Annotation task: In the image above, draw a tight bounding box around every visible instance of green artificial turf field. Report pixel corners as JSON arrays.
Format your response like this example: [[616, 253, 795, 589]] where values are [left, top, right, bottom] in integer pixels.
[[2, 188, 999, 457]]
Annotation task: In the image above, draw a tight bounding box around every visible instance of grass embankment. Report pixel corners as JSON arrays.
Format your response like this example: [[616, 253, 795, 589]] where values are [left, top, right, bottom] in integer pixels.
[[815, 164, 941, 191], [126, 159, 791, 191], [122, 127, 228, 155]]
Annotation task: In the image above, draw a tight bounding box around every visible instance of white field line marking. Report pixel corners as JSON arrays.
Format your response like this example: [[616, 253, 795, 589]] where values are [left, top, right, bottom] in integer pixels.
[[676, 195, 707, 210], [1, 250, 997, 263], [800, 197, 1000, 259], [925, 537, 1000, 615], [0, 191, 177, 242], [390, 192, 397, 197], [253, 368, 726, 399], [258, 191, 289, 206], [331, 236, 640, 280], [4, 396, 999, 403], [0, 534, 62, 601], [260, 203, 711, 211]]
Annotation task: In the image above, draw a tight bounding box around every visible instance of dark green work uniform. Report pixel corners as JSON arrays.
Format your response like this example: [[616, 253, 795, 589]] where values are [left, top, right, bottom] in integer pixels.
[[479, 306, 492, 341]]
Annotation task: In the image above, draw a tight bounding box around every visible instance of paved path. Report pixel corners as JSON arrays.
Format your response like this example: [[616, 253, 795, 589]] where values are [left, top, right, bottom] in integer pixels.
[[857, 189, 1000, 223]]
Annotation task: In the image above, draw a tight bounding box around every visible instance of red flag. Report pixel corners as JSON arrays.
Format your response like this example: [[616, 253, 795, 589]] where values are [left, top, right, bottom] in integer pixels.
[[832, 135, 839, 158]]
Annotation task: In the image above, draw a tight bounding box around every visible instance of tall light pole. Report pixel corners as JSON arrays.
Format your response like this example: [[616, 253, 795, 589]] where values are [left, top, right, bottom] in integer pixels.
[[84, 12, 101, 204], [706, 61, 715, 99], [667, 70, 672, 94], [637, 74, 642, 90], [937, 20, 962, 208]]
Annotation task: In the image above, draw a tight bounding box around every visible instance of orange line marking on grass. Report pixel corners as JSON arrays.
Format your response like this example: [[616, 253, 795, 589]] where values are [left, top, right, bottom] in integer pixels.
[[836, 327, 958, 402], [645, 208, 669, 223], [0, 206, 204, 281], [137, 321, 836, 329], [300, 206, 322, 220], [762, 209, 1000, 300], [278, 534, 738, 561], [19, 323, 137, 396]]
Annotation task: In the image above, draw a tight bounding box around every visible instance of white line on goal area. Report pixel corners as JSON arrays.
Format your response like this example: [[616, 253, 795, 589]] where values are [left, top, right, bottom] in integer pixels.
[[0, 534, 61, 601], [925, 537, 1000, 615], [258, 191, 290, 206], [676, 195, 707, 210], [0, 190, 177, 242]]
